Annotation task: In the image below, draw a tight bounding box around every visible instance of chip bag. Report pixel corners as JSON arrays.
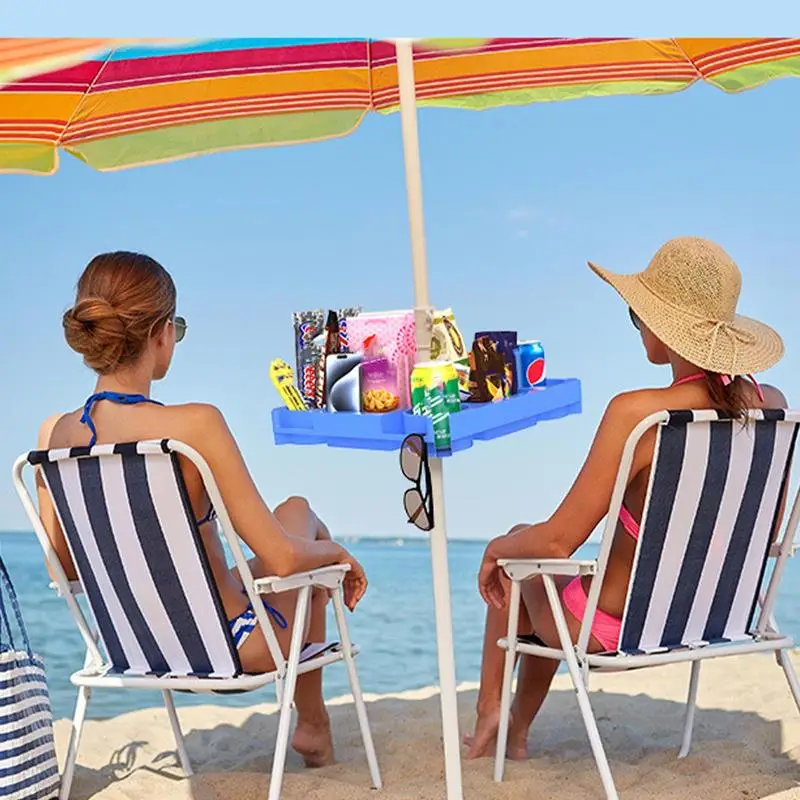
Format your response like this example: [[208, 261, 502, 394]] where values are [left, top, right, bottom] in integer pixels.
[[430, 308, 467, 362], [431, 308, 470, 398]]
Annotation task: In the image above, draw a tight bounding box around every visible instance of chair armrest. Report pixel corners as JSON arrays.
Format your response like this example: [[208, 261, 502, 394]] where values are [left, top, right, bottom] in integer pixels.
[[254, 563, 351, 594], [498, 558, 596, 581], [49, 580, 84, 597]]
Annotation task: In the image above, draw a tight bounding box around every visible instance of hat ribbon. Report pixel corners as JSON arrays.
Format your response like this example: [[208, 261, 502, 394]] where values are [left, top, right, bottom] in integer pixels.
[[690, 318, 757, 374]]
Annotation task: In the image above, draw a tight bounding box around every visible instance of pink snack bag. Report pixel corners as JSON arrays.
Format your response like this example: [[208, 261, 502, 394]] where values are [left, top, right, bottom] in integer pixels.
[[347, 310, 416, 409]]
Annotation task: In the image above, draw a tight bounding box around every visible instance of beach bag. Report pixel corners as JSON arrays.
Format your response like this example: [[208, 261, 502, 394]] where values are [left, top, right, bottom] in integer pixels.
[[0, 556, 60, 799]]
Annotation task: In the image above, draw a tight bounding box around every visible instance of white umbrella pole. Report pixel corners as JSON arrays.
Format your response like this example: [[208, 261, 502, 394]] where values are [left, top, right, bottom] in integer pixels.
[[395, 38, 464, 800]]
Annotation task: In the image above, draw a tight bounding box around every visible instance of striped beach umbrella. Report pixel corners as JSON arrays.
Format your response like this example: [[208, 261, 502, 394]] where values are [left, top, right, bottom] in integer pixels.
[[1, 37, 800, 174], [3, 36, 799, 800]]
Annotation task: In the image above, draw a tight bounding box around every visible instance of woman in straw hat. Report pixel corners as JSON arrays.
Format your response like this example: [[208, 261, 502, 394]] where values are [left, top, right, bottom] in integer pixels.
[[465, 236, 788, 759]]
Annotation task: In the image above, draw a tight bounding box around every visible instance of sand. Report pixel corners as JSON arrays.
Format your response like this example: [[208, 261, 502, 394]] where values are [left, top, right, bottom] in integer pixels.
[[55, 653, 800, 799]]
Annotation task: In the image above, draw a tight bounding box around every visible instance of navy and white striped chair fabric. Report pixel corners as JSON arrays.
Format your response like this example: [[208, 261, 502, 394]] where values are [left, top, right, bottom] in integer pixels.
[[620, 409, 798, 654], [30, 441, 240, 679], [14, 438, 381, 800], [495, 409, 800, 800]]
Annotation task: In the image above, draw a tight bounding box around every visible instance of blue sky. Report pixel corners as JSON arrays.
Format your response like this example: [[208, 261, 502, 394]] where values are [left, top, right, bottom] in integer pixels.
[[2, 33, 800, 540], [4, 1, 800, 36]]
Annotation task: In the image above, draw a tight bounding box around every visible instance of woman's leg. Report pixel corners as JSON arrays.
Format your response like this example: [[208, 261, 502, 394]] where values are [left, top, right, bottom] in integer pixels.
[[234, 496, 335, 766], [505, 575, 604, 759], [464, 571, 533, 758], [288, 584, 333, 767]]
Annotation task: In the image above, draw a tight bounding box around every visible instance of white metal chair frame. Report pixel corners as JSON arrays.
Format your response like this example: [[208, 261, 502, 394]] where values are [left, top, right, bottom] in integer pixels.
[[493, 410, 800, 800], [13, 439, 382, 800]]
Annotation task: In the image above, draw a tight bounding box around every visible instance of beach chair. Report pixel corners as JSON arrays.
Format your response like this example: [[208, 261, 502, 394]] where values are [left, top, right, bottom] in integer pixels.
[[494, 409, 800, 800], [12, 438, 381, 800]]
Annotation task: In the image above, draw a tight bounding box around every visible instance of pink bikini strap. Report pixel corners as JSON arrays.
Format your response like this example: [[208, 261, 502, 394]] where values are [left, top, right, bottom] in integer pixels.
[[719, 373, 765, 403], [672, 372, 765, 403], [747, 374, 765, 403], [671, 372, 706, 387], [618, 504, 640, 539]]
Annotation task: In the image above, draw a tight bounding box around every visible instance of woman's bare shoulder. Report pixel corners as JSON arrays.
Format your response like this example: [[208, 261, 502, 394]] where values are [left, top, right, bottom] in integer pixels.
[[37, 411, 76, 449], [760, 383, 788, 408], [605, 387, 677, 419], [599, 384, 705, 440], [163, 401, 225, 422], [159, 402, 231, 446]]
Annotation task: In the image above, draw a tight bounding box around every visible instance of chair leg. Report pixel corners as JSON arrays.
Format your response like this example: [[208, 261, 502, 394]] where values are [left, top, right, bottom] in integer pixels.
[[59, 686, 91, 800], [778, 649, 800, 714], [331, 587, 382, 789], [542, 576, 619, 800], [760, 609, 800, 715], [678, 661, 701, 759], [163, 690, 193, 776], [494, 579, 521, 783], [268, 586, 311, 800]]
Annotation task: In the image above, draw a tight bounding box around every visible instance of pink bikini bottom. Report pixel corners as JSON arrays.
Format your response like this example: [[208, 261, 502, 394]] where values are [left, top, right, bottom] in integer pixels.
[[561, 576, 621, 652]]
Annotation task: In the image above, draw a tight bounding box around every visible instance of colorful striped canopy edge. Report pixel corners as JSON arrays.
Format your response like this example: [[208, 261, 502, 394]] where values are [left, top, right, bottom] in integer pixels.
[[0, 37, 123, 87], [1, 37, 799, 175]]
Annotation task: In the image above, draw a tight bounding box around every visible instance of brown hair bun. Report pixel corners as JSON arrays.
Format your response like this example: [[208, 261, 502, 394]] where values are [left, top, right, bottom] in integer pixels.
[[63, 297, 131, 374], [63, 252, 177, 375]]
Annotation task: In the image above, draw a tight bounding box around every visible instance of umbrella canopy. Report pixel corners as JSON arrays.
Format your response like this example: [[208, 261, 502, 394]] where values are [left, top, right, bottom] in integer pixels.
[[2, 36, 800, 174]]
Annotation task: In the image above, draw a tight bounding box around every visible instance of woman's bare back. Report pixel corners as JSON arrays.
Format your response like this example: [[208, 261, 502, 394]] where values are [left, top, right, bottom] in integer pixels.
[[597, 379, 787, 617], [39, 400, 242, 604]]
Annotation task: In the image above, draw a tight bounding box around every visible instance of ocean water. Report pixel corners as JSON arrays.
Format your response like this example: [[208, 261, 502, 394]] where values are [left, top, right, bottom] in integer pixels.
[[2, 531, 799, 722]]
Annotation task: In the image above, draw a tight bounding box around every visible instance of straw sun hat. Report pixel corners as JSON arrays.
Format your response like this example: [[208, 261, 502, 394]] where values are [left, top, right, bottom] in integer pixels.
[[589, 237, 784, 375]]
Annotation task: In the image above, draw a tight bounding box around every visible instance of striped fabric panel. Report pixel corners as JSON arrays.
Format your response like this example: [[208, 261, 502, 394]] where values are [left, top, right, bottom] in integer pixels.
[[1, 38, 800, 173], [0, 654, 60, 800], [37, 448, 240, 678], [370, 37, 800, 111], [619, 410, 798, 654], [0, 37, 120, 88], [0, 38, 371, 173]]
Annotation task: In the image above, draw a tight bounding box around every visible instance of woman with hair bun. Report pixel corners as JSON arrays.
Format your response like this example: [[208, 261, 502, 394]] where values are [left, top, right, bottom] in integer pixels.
[[40, 251, 363, 767]]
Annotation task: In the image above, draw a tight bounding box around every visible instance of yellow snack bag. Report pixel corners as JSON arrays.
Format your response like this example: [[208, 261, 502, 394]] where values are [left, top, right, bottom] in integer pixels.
[[270, 359, 306, 411]]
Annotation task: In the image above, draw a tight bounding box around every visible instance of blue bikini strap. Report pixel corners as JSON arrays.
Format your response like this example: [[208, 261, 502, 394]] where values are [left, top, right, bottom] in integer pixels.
[[81, 391, 164, 447]]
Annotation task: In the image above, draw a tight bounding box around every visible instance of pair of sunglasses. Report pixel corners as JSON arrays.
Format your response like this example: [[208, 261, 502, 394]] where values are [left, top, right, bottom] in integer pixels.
[[173, 315, 187, 343], [400, 434, 434, 531], [628, 307, 641, 331]]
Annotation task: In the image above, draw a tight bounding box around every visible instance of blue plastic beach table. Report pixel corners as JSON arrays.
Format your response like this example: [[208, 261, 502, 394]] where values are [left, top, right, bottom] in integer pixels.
[[272, 377, 582, 796], [272, 378, 581, 456]]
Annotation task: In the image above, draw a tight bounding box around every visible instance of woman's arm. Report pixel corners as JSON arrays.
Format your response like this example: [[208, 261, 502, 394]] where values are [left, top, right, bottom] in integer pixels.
[[182, 404, 350, 578], [494, 391, 659, 558], [479, 391, 661, 606]]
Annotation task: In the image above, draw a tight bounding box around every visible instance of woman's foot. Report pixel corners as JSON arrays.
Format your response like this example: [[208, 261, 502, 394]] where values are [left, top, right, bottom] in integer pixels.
[[463, 705, 503, 759], [506, 726, 529, 760], [292, 716, 335, 767]]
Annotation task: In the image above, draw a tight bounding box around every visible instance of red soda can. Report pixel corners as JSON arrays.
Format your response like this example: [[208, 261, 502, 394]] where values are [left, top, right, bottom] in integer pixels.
[[514, 340, 545, 390]]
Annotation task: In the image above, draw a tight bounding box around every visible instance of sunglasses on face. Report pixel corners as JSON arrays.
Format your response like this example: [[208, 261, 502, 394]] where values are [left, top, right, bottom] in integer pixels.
[[628, 307, 641, 331], [173, 315, 187, 343], [400, 434, 434, 532]]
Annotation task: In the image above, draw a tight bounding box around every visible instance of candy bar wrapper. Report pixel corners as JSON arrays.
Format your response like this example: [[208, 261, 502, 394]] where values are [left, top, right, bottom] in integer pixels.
[[467, 335, 509, 403], [293, 307, 360, 409], [475, 330, 518, 395]]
